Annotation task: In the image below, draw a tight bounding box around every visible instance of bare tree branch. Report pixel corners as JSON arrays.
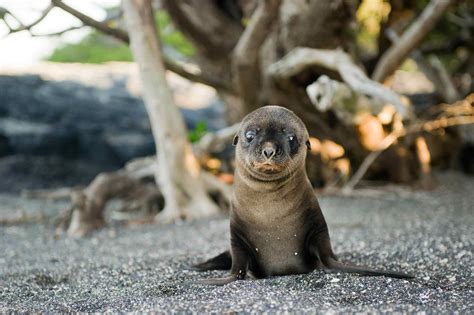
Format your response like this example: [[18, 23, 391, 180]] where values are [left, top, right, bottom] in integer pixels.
[[47, 0, 231, 92], [51, 0, 129, 42], [372, 0, 455, 82], [31, 25, 84, 37], [269, 47, 410, 118], [4, 4, 53, 34], [31, 11, 123, 37], [232, 0, 281, 111]]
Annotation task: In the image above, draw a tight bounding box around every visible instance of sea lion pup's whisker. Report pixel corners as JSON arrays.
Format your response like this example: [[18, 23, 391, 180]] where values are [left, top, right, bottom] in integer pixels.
[[195, 105, 413, 285]]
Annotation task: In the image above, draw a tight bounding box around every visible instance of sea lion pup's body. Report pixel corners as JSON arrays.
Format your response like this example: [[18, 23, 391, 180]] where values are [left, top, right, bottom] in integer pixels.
[[195, 106, 413, 285]]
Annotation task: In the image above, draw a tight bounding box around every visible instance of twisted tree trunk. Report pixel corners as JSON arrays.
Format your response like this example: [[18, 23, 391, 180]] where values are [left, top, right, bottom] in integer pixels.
[[122, 0, 220, 222], [162, 0, 427, 186]]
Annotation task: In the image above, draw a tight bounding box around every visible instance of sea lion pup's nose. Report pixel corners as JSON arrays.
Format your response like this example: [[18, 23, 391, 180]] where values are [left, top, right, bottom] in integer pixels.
[[262, 144, 276, 159]]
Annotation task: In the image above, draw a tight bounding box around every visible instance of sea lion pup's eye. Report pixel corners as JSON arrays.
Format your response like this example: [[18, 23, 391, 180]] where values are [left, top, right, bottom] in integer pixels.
[[245, 130, 256, 142]]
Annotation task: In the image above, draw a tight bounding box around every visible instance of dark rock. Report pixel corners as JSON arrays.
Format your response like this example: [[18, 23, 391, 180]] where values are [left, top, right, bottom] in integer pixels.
[[104, 132, 156, 163], [0, 134, 11, 157], [0, 74, 154, 168], [0, 155, 108, 193], [0, 74, 226, 190]]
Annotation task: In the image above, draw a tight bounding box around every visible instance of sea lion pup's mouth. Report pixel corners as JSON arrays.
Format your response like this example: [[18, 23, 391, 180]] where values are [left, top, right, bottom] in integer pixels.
[[250, 161, 286, 174]]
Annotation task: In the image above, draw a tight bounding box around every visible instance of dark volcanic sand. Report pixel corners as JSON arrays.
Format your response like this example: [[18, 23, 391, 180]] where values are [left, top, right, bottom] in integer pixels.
[[0, 172, 472, 313]]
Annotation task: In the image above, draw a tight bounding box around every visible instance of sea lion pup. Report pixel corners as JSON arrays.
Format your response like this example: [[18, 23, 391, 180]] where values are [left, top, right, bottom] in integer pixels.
[[194, 105, 413, 285]]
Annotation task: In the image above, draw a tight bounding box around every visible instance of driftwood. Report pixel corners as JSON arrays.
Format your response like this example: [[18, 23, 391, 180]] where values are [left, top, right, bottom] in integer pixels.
[[64, 171, 161, 237], [60, 165, 231, 238], [306, 75, 348, 113], [269, 47, 410, 118]]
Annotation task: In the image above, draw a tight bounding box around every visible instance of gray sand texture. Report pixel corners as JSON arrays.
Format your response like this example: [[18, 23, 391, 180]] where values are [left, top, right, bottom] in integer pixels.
[[0, 172, 472, 313]]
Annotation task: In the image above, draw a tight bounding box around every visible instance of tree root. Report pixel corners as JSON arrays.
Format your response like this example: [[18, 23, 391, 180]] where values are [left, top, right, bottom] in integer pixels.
[[56, 170, 162, 238], [52, 153, 231, 237]]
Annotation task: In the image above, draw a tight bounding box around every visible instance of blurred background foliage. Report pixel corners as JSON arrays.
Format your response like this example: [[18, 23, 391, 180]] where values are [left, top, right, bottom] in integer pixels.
[[188, 121, 208, 143], [47, 0, 468, 76], [48, 10, 195, 63]]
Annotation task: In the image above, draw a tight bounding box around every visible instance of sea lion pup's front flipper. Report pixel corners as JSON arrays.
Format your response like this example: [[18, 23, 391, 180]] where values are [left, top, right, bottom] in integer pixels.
[[197, 236, 251, 285], [191, 251, 232, 271]]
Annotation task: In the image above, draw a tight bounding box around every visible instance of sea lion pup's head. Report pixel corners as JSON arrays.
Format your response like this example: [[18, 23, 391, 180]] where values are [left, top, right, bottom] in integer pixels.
[[233, 105, 311, 181]]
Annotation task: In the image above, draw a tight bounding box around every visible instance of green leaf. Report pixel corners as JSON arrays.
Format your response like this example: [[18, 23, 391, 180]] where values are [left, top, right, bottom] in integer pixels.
[[188, 121, 208, 143]]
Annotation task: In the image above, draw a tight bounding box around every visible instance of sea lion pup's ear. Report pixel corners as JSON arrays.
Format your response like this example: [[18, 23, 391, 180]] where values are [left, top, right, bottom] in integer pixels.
[[306, 140, 311, 151], [233, 135, 239, 146]]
